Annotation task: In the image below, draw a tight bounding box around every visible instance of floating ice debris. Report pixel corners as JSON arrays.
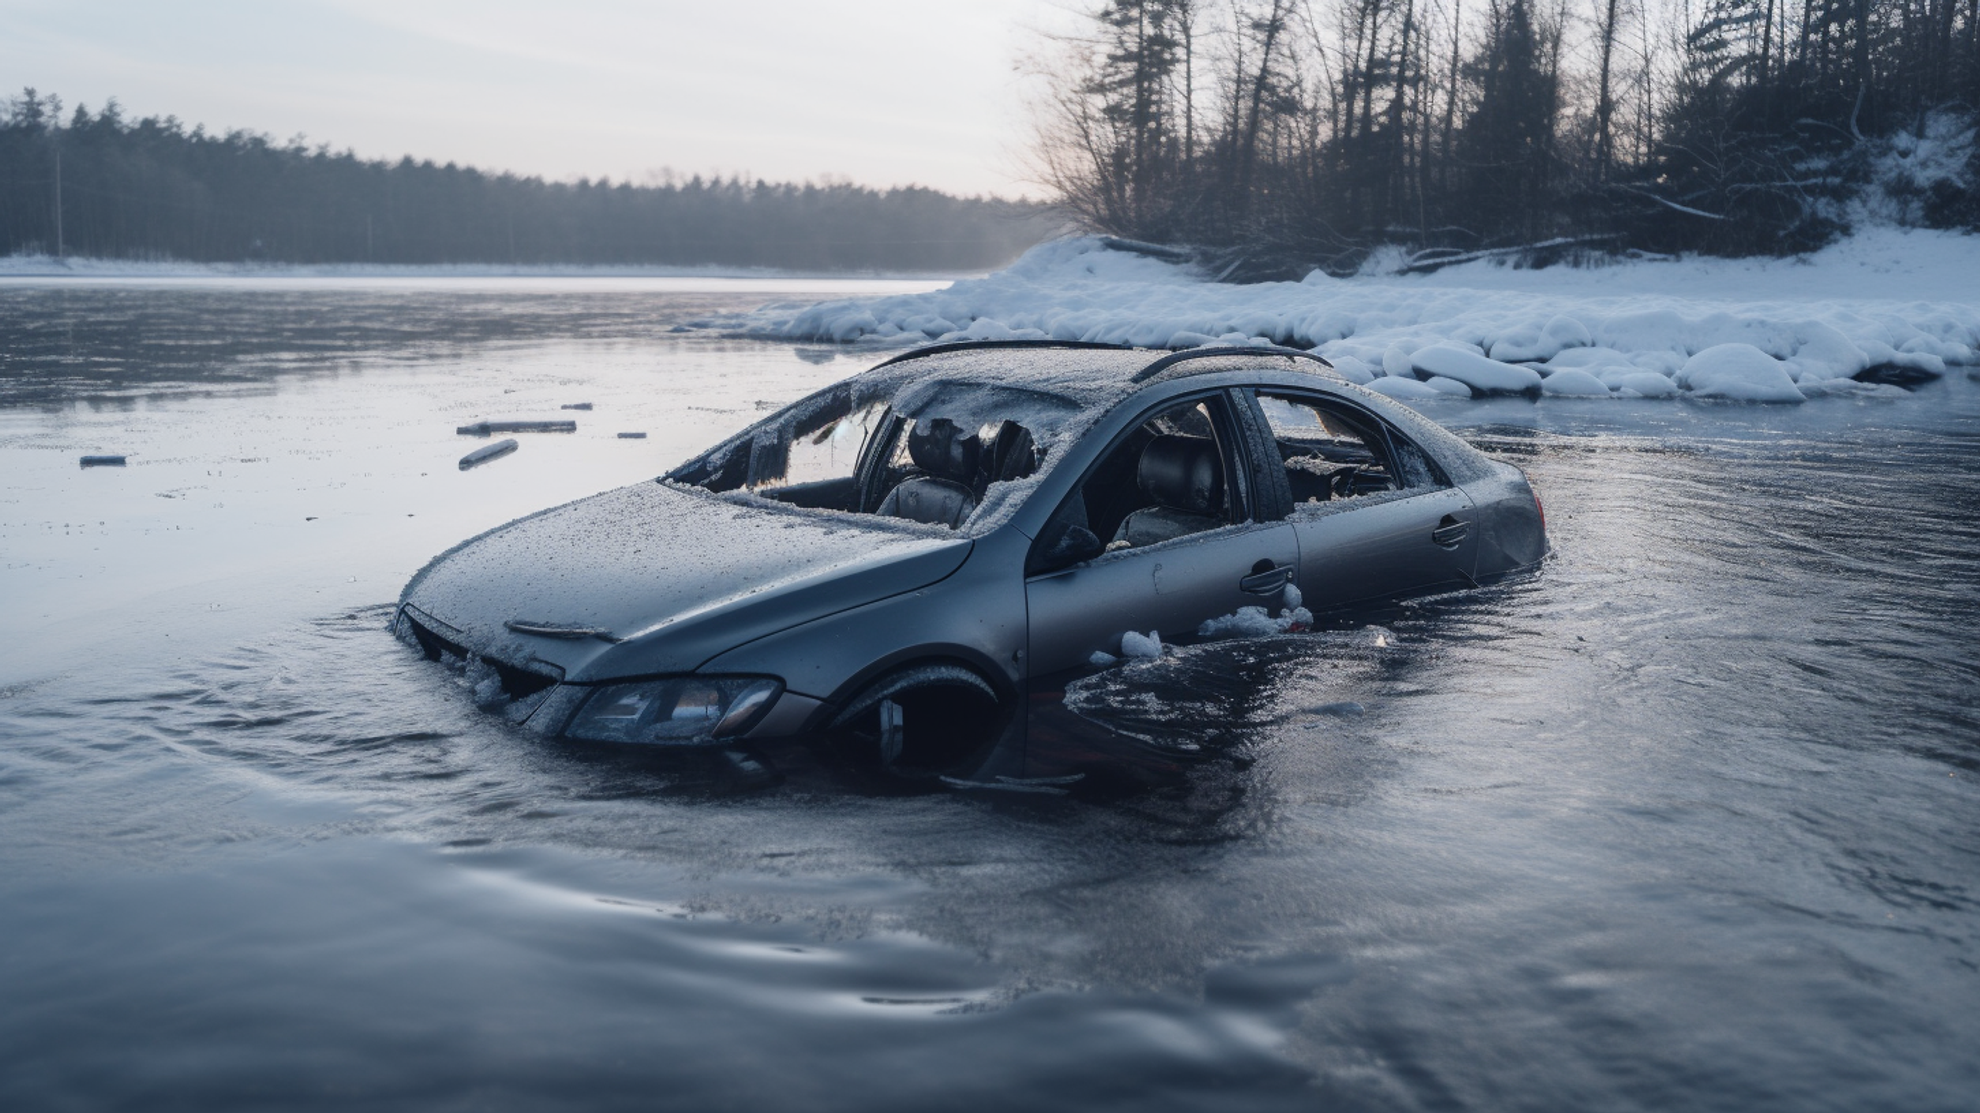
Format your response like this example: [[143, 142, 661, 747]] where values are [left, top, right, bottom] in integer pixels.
[[616, 432, 648, 439], [79, 455, 127, 467], [1356, 625, 1397, 648], [1120, 630, 1164, 658], [1087, 650, 1120, 667], [459, 438, 519, 470], [1197, 604, 1314, 638], [560, 402, 593, 410], [455, 420, 577, 436]]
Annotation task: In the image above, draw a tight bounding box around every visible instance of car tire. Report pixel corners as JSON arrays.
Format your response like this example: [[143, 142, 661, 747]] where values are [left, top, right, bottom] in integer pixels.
[[828, 663, 1008, 776]]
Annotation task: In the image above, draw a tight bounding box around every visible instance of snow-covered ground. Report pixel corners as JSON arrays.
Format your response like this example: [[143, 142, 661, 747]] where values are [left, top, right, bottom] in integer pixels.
[[739, 228, 1980, 404]]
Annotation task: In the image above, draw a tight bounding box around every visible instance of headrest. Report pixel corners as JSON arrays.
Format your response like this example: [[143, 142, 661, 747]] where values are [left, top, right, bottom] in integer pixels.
[[1137, 434, 1222, 515], [906, 418, 981, 483]]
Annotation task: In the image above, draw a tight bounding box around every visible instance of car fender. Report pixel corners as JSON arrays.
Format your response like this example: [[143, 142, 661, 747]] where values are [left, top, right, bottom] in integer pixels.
[[1460, 464, 1549, 578], [699, 529, 1030, 722]]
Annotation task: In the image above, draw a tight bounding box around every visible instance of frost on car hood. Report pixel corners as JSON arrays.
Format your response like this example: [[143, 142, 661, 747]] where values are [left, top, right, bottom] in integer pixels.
[[400, 479, 970, 682]]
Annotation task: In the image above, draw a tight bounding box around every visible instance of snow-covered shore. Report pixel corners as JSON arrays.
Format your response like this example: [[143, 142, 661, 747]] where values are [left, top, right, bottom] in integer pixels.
[[739, 228, 1980, 403]]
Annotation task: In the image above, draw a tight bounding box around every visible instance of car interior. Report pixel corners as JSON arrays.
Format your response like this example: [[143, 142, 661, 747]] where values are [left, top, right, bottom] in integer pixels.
[[872, 417, 1039, 528], [1255, 391, 1430, 504], [1025, 398, 1236, 563]]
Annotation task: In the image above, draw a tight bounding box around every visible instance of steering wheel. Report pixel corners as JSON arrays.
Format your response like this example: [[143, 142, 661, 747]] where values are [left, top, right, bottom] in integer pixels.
[[1329, 465, 1360, 499]]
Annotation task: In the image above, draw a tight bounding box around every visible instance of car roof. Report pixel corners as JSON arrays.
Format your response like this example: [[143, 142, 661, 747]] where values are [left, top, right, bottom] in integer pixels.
[[855, 341, 1346, 414]]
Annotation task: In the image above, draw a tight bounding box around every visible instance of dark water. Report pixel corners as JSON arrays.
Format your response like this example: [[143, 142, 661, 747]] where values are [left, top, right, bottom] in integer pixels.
[[3, 281, 1977, 1112]]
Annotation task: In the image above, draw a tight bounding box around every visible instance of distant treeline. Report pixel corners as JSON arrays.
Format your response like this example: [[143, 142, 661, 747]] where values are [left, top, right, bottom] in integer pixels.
[[0, 90, 1059, 270], [1037, 0, 1980, 274]]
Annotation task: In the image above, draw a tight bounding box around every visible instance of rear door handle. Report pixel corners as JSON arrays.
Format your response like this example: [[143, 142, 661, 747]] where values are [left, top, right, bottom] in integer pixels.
[[1431, 515, 1469, 549], [1239, 562, 1294, 595]]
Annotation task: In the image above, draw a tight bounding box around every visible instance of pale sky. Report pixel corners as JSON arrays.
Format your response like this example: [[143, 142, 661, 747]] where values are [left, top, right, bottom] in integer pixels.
[[1, 0, 1077, 197]]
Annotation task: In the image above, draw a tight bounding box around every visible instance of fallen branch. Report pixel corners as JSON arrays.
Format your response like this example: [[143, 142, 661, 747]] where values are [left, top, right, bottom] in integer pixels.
[[1613, 184, 1728, 219], [1395, 235, 1623, 274]]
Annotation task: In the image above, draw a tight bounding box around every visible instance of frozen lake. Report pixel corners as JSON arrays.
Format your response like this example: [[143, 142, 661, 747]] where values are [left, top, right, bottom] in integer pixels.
[[2, 279, 1977, 1111]]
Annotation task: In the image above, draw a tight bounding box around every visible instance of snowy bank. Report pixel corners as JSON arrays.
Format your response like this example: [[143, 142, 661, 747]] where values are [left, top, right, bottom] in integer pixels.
[[737, 230, 1980, 403]]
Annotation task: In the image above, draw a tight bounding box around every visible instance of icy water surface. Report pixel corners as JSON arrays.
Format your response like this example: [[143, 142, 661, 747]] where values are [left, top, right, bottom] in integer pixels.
[[2, 280, 1976, 1111]]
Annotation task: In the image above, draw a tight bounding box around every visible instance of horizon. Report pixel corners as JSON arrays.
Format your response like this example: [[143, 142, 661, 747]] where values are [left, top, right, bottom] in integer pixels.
[[1, 0, 1073, 199]]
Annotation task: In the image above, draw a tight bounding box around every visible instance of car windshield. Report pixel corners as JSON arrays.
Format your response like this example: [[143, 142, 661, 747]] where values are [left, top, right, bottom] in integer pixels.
[[667, 377, 1084, 530]]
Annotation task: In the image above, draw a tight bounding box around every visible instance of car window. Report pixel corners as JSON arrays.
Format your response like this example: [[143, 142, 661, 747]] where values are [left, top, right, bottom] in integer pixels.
[[1255, 391, 1443, 509], [1028, 395, 1239, 575], [775, 402, 887, 487], [671, 379, 1074, 525]]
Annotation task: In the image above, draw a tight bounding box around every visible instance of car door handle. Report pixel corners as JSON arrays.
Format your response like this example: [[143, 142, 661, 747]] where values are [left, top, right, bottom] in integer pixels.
[[1239, 563, 1294, 595], [1431, 516, 1469, 549]]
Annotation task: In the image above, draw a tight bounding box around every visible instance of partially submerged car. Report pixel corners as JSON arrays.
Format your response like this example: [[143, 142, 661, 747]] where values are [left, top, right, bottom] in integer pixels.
[[396, 341, 1546, 780]]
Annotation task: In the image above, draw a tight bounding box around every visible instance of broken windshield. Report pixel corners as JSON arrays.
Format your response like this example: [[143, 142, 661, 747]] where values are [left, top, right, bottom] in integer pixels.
[[667, 378, 1083, 529]]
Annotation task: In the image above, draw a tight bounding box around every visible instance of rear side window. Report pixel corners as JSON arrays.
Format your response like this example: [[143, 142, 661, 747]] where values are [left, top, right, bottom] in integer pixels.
[[1255, 391, 1443, 508]]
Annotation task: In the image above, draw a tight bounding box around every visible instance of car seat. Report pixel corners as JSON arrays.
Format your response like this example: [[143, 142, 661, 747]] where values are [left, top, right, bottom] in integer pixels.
[[878, 418, 981, 528], [1111, 434, 1224, 547]]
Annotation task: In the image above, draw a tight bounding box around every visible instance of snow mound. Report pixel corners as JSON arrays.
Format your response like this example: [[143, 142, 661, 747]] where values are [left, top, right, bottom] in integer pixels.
[[737, 235, 1980, 407], [1606, 370, 1681, 398], [1365, 376, 1446, 400], [1539, 368, 1611, 396], [1677, 344, 1806, 403], [1412, 344, 1543, 393]]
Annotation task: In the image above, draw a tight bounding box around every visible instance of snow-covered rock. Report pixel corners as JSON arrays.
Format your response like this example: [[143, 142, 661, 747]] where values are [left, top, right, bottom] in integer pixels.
[[1488, 314, 1593, 362], [1364, 376, 1447, 400], [1605, 370, 1681, 397], [1678, 344, 1806, 402], [1411, 344, 1544, 393], [1539, 368, 1611, 396]]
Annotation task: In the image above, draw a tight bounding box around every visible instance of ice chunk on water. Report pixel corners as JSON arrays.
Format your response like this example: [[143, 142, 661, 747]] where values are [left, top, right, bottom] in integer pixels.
[[1198, 607, 1281, 639], [1197, 604, 1314, 639], [1678, 344, 1806, 403], [1120, 630, 1164, 658], [1424, 375, 1474, 397], [459, 438, 519, 470]]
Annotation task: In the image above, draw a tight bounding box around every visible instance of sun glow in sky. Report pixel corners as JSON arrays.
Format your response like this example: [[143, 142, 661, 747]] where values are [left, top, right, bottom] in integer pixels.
[[1, 0, 1073, 197]]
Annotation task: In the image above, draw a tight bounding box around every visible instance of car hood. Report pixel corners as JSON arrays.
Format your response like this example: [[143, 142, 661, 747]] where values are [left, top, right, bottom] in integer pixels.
[[399, 481, 971, 682]]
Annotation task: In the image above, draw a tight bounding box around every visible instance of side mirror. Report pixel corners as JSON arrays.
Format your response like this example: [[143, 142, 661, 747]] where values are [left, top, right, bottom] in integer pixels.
[[1033, 523, 1104, 574]]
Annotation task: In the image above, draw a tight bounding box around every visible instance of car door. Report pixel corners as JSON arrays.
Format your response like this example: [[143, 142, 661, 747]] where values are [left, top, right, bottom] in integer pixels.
[[1024, 393, 1299, 677], [1245, 389, 1480, 613]]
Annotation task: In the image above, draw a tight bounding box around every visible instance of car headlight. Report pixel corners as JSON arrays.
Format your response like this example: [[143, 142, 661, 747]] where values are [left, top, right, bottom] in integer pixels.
[[563, 676, 783, 745]]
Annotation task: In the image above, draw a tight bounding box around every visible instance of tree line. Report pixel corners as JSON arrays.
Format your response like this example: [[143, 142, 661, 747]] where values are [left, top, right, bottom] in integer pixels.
[[1034, 0, 1980, 273], [0, 90, 1058, 271]]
